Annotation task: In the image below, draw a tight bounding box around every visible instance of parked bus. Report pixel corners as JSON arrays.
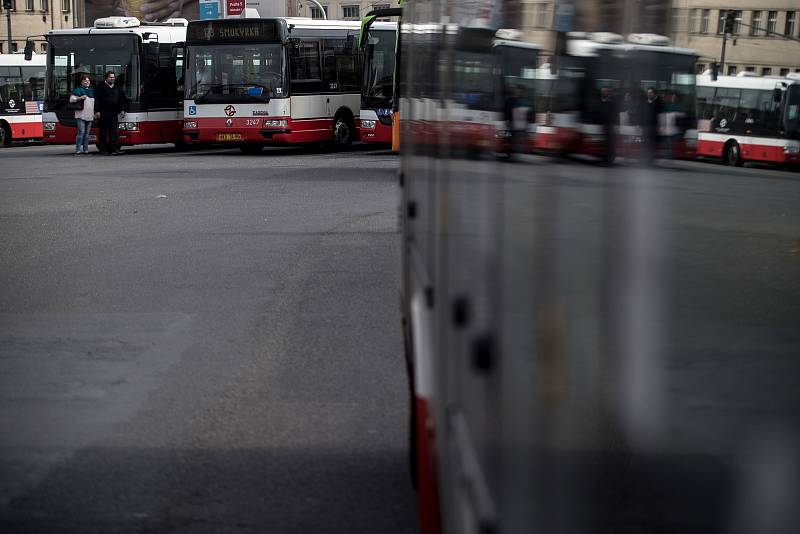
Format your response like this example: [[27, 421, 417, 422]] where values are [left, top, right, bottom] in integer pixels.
[[182, 17, 363, 154], [544, 32, 696, 161], [359, 13, 399, 145], [33, 17, 187, 150], [0, 53, 45, 146], [696, 73, 800, 167]]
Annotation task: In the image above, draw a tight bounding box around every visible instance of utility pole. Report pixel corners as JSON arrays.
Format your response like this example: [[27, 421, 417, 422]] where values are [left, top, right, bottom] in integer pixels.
[[4, 0, 12, 53], [718, 10, 735, 77]]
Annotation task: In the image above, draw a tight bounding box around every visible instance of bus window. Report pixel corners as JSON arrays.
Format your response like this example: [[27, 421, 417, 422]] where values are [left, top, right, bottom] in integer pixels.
[[714, 87, 740, 126], [290, 41, 322, 94]]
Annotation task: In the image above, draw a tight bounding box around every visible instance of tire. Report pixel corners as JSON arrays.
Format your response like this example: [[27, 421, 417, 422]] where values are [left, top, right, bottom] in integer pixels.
[[239, 144, 263, 155], [723, 141, 743, 167], [333, 115, 354, 147], [0, 121, 11, 147]]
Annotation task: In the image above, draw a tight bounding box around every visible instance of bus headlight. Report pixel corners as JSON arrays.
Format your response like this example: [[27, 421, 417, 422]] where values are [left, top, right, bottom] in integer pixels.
[[784, 144, 799, 154], [263, 119, 288, 127], [43, 122, 56, 131], [118, 122, 140, 131], [184, 120, 198, 130], [361, 119, 377, 129]]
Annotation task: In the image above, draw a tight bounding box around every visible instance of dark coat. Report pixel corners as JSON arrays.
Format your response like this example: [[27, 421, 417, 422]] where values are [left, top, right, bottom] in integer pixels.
[[95, 81, 128, 115]]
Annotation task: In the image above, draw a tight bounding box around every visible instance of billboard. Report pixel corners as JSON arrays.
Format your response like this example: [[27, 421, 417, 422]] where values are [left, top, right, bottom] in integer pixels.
[[83, 0, 200, 25]]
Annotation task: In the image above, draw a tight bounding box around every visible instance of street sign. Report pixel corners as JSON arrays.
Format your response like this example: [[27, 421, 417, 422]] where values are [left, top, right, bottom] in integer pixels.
[[554, 3, 574, 33], [226, 0, 244, 17], [200, 0, 220, 20]]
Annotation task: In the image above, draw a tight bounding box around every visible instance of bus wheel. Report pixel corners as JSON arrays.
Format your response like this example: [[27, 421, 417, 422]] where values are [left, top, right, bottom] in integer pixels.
[[723, 141, 743, 167], [0, 121, 11, 147], [333, 115, 354, 147], [240, 144, 263, 155]]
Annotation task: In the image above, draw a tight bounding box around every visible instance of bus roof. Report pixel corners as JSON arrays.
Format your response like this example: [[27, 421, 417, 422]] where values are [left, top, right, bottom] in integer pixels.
[[273, 17, 362, 30], [697, 74, 799, 90], [494, 39, 540, 50], [0, 53, 46, 66], [47, 20, 186, 42]]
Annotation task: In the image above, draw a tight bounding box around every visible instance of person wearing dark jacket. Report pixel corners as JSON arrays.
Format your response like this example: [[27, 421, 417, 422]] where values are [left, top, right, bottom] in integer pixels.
[[94, 71, 128, 155], [640, 86, 662, 164]]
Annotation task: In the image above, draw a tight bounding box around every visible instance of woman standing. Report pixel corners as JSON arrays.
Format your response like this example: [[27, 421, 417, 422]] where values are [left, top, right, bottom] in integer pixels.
[[70, 75, 95, 155]]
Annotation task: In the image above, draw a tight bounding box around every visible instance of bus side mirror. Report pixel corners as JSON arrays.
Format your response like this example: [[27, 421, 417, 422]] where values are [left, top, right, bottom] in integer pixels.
[[773, 88, 782, 102], [24, 40, 35, 61]]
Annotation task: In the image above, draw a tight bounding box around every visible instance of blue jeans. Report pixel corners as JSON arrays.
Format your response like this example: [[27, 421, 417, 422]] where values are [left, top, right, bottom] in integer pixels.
[[75, 119, 92, 152]]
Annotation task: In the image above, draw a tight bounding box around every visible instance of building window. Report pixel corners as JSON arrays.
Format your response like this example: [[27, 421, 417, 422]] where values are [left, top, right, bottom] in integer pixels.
[[767, 11, 777, 34], [533, 3, 549, 28], [727, 65, 737, 75], [780, 68, 790, 77], [717, 10, 740, 34], [671, 8, 683, 32], [786, 12, 796, 37], [40, 42, 47, 53], [734, 10, 742, 34], [342, 5, 359, 19], [25, 0, 33, 11], [372, 3, 389, 10], [696, 63, 706, 74], [11, 42, 18, 53], [61, 0, 68, 11], [701, 9, 709, 33], [689, 9, 698, 33], [39, 0, 47, 10], [745, 66, 755, 72], [0, 44, 3, 54], [750, 11, 761, 36], [762, 67, 772, 76], [310, 5, 327, 19]]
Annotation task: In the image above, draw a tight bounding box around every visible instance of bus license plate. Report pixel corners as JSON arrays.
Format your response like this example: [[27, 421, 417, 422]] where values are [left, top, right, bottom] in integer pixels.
[[89, 135, 97, 142], [217, 133, 242, 141]]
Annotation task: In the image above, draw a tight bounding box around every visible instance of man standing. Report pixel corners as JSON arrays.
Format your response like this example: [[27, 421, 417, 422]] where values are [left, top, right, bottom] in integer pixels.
[[94, 71, 128, 155], [640, 87, 662, 164]]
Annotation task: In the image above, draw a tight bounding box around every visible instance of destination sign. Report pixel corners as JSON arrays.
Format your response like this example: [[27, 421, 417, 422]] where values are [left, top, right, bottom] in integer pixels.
[[187, 20, 283, 42]]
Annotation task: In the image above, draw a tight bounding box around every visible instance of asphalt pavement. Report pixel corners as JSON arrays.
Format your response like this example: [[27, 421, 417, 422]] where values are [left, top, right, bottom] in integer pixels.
[[0, 143, 415, 533]]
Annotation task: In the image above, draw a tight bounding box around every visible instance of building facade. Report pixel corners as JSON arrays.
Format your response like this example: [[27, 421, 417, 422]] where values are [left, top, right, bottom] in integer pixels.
[[1, 0, 74, 54], [670, 1, 800, 75], [520, 0, 671, 62], [291, 0, 397, 20]]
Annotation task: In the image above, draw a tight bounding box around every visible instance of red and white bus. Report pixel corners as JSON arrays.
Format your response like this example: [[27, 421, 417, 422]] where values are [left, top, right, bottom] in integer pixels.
[[182, 17, 363, 154], [0, 54, 45, 146], [696, 73, 800, 167], [541, 32, 697, 161], [359, 17, 398, 145], [37, 17, 187, 149]]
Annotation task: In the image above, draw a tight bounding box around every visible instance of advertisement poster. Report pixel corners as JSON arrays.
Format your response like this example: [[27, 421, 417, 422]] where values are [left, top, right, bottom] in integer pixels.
[[83, 0, 200, 25], [225, 0, 244, 17]]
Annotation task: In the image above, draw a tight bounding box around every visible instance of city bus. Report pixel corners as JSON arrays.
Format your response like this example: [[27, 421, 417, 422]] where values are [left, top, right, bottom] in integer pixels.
[[182, 17, 363, 154], [33, 17, 187, 150], [0, 54, 45, 146], [695, 73, 800, 167], [359, 12, 399, 145], [546, 32, 696, 161]]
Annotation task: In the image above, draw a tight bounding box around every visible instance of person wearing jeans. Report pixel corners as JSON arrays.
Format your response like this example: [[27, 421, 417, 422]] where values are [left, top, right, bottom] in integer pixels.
[[70, 75, 95, 155]]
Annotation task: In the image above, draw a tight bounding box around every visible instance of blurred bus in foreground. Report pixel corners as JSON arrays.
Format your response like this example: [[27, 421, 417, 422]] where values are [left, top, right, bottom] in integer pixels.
[[0, 54, 45, 146], [34, 17, 187, 150], [696, 73, 800, 167], [399, 2, 799, 534]]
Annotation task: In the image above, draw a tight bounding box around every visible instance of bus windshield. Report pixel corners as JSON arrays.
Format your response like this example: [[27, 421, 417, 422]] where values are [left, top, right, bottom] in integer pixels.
[[362, 29, 396, 110], [47, 34, 141, 104], [631, 50, 696, 122], [185, 44, 285, 103], [1, 65, 46, 108], [784, 85, 800, 138]]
